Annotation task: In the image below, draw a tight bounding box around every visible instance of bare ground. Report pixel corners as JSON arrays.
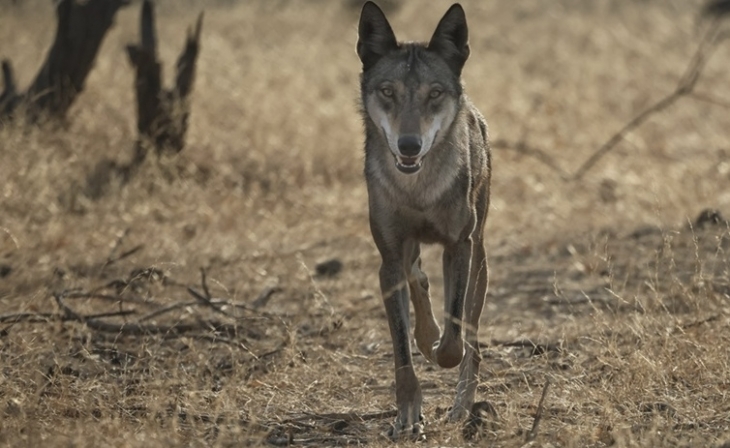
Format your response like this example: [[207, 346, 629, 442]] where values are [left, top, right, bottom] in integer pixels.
[[1, 0, 730, 446]]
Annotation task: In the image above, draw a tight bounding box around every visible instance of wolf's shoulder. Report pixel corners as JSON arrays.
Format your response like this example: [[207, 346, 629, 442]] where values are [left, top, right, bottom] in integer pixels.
[[458, 96, 489, 145]]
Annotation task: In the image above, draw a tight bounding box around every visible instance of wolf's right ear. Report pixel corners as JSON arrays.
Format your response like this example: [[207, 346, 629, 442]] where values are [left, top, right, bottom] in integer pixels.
[[357, 1, 398, 72]]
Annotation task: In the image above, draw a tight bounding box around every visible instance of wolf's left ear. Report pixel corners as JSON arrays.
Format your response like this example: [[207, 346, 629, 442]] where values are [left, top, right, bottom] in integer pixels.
[[357, 1, 398, 72], [428, 3, 470, 76]]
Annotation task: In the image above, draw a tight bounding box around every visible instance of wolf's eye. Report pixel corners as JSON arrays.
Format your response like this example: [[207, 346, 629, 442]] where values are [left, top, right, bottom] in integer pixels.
[[429, 89, 443, 99], [380, 87, 394, 98]]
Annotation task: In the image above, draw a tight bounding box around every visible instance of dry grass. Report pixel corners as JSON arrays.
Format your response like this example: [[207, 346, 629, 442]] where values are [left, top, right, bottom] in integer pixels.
[[1, 0, 730, 446]]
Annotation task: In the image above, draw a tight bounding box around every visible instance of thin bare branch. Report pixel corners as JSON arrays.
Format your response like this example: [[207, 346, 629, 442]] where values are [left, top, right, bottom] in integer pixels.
[[101, 229, 143, 273], [526, 379, 551, 443], [252, 285, 282, 309], [188, 287, 228, 316], [492, 138, 569, 180], [200, 267, 212, 301], [570, 93, 681, 180], [571, 18, 721, 180], [689, 91, 730, 108]]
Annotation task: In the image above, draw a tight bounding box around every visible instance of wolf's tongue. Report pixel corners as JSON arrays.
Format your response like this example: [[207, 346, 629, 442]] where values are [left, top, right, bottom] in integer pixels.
[[399, 157, 418, 166]]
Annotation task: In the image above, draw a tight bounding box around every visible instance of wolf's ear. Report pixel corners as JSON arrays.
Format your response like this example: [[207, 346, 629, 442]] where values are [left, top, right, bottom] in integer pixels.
[[428, 3, 470, 76], [357, 1, 398, 72]]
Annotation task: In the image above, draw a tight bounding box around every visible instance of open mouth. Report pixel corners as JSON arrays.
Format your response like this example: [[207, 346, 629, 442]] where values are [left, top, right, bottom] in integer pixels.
[[394, 155, 423, 174]]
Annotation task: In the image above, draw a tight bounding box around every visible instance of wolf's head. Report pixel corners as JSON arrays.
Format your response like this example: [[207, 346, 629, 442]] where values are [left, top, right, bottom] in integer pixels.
[[357, 2, 470, 175]]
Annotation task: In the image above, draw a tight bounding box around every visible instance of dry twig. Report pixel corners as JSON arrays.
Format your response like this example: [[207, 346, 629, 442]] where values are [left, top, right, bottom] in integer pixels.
[[284, 410, 397, 424], [525, 379, 551, 443], [187, 268, 228, 316]]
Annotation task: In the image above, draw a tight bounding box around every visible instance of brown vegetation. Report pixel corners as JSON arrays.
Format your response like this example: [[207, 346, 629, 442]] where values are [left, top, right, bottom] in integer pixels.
[[1, 0, 729, 446]]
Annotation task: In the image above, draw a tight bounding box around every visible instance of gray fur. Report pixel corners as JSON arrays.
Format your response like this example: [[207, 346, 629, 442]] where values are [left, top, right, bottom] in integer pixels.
[[357, 1, 492, 440]]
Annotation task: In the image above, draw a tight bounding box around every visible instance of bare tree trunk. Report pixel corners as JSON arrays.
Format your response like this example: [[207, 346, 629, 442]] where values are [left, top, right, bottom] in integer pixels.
[[0, 0, 129, 124], [0, 60, 18, 116], [126, 0, 203, 161], [83, 1, 203, 199]]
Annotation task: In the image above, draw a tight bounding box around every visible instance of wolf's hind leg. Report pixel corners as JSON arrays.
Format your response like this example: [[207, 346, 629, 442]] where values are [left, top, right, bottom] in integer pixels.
[[405, 241, 440, 363]]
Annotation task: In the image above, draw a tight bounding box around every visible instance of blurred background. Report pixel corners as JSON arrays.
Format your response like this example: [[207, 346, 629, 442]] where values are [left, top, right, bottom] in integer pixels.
[[1, 1, 730, 445], [1, 0, 729, 318]]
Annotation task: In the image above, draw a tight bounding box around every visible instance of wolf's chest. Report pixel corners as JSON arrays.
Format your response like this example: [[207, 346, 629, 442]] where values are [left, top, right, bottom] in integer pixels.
[[394, 201, 472, 245]]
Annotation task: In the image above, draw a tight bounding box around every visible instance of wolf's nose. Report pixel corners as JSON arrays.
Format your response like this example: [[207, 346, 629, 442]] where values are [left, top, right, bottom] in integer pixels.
[[397, 135, 422, 157]]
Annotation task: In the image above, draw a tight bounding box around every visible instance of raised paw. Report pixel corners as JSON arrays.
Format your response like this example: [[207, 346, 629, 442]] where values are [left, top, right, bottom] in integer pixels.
[[432, 338, 465, 369]]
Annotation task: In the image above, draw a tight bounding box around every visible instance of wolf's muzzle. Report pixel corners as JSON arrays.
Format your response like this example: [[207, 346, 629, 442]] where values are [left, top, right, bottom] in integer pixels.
[[395, 135, 424, 174], [395, 157, 423, 174], [397, 135, 422, 157]]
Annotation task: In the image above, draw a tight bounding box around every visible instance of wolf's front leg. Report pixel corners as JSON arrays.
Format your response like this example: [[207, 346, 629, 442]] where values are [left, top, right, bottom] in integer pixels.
[[379, 262, 424, 440], [433, 238, 471, 369], [405, 240, 440, 363]]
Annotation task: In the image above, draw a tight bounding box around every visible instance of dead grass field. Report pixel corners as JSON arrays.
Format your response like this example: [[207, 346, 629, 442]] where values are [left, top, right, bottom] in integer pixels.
[[1, 0, 730, 446]]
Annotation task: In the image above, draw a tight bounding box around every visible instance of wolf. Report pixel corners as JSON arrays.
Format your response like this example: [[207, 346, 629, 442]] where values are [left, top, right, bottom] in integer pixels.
[[357, 1, 491, 439]]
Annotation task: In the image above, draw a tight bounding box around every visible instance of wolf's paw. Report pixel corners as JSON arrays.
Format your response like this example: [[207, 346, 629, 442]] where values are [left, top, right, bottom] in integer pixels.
[[432, 338, 465, 368], [460, 401, 499, 440], [446, 405, 469, 422], [448, 400, 497, 423], [385, 415, 426, 442]]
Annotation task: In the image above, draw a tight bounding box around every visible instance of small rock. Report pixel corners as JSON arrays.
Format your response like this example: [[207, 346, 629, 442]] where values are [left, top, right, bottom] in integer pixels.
[[695, 208, 727, 229], [315, 258, 343, 277], [599, 178, 618, 203], [4, 399, 22, 417]]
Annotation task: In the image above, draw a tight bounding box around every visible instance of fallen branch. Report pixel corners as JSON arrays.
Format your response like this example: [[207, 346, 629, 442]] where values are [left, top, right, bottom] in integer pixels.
[[53, 292, 239, 337], [62, 290, 150, 305], [138, 300, 199, 322], [0, 309, 134, 324], [0, 312, 60, 324], [283, 409, 397, 424], [187, 268, 228, 316], [266, 435, 370, 447]]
